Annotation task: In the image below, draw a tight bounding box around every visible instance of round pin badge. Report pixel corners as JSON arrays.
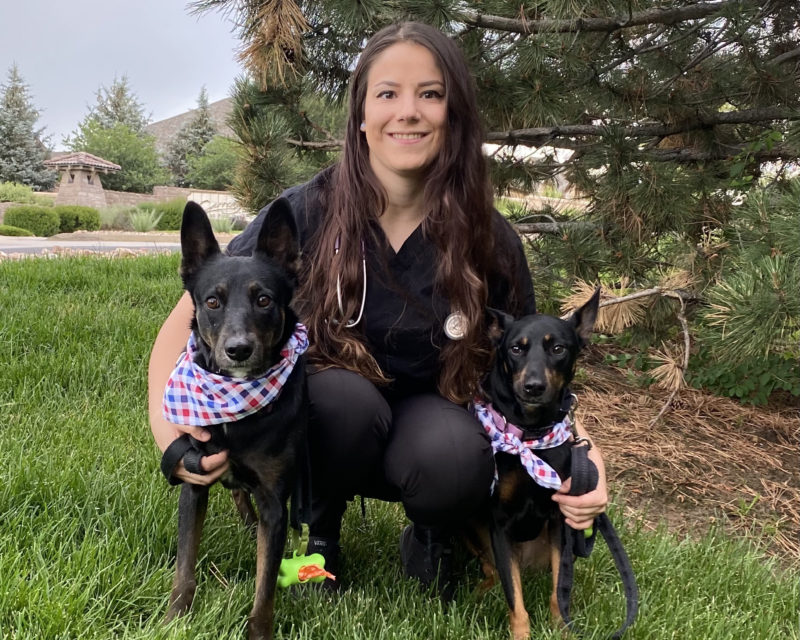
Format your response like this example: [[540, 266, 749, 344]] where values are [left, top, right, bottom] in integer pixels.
[[444, 311, 468, 340]]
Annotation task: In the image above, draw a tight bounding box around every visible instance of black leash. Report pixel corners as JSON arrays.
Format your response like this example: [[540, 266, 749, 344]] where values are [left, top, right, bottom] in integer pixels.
[[160, 434, 204, 485], [557, 439, 639, 638]]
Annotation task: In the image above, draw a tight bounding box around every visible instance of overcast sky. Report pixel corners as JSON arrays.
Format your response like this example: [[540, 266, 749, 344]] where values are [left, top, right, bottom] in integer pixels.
[[0, 1, 243, 150]]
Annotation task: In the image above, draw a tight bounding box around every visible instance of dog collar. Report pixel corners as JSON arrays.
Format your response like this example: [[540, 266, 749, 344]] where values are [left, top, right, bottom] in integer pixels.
[[162, 323, 308, 427], [472, 399, 572, 491]]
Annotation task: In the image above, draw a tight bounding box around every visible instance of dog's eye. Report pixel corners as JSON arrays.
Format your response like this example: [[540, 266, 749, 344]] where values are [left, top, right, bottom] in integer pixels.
[[256, 295, 271, 308], [509, 345, 523, 356], [552, 344, 565, 355], [206, 296, 220, 310]]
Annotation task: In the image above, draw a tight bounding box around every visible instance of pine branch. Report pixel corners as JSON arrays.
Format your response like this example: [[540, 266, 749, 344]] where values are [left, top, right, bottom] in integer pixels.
[[514, 221, 598, 234], [485, 107, 800, 146], [769, 47, 800, 66], [286, 137, 341, 150], [460, 1, 746, 35]]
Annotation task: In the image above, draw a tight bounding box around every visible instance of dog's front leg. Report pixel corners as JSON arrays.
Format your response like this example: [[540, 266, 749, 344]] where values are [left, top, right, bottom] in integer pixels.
[[248, 489, 288, 640], [167, 483, 209, 621], [490, 521, 530, 640], [508, 547, 530, 640]]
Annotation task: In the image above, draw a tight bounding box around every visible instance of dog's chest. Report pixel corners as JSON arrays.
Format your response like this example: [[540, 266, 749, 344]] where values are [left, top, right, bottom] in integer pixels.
[[494, 447, 571, 541]]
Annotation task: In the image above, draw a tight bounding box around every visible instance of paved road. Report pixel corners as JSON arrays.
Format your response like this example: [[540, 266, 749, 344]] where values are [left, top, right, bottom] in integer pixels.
[[0, 235, 183, 256]]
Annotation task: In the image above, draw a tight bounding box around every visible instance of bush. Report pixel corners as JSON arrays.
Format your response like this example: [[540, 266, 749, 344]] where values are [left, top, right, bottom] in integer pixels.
[[4, 205, 61, 236], [137, 198, 185, 231], [210, 216, 234, 233], [154, 198, 186, 231], [0, 224, 34, 236], [98, 205, 136, 230], [53, 205, 101, 233], [0, 182, 54, 206], [128, 209, 163, 232]]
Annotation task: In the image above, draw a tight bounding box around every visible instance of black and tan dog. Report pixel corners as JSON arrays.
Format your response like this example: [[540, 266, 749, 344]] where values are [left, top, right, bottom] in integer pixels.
[[467, 291, 600, 640], [161, 200, 306, 640]]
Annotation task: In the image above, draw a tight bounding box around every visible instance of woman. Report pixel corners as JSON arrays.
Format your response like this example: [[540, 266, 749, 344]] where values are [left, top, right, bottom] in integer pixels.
[[149, 21, 607, 596]]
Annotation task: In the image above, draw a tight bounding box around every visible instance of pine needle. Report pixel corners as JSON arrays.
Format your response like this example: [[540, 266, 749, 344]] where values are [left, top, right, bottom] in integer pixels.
[[561, 278, 648, 334], [650, 343, 686, 391], [238, 0, 310, 89]]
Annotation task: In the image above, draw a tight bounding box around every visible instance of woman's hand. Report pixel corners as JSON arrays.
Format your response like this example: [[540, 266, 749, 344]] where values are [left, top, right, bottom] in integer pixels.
[[149, 293, 231, 486], [551, 419, 608, 530]]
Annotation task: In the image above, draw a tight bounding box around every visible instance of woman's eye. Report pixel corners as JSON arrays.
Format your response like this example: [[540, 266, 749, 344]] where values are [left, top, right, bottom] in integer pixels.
[[421, 90, 443, 99], [377, 90, 395, 99], [206, 297, 220, 310], [256, 295, 271, 308]]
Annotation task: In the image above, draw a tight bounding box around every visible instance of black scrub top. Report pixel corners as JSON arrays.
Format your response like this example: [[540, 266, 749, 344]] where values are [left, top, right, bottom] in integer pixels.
[[226, 170, 536, 395]]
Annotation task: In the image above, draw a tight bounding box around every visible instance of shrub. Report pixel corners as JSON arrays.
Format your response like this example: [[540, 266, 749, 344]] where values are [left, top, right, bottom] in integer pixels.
[[154, 198, 186, 231], [4, 205, 61, 236], [0, 181, 54, 206], [98, 205, 136, 230], [210, 216, 234, 233], [0, 224, 34, 236], [53, 205, 101, 233], [128, 209, 163, 232], [136, 198, 185, 231]]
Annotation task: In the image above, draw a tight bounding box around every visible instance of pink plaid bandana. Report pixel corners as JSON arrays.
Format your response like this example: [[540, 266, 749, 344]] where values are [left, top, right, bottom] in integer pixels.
[[163, 323, 308, 427], [472, 399, 572, 491]]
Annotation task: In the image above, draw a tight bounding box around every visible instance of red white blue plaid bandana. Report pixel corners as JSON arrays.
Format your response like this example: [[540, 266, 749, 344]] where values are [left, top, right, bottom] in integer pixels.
[[472, 399, 572, 491], [163, 323, 308, 427]]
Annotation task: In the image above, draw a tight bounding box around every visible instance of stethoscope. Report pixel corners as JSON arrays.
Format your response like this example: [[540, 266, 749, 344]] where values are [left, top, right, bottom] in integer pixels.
[[334, 235, 366, 328], [333, 235, 467, 339]]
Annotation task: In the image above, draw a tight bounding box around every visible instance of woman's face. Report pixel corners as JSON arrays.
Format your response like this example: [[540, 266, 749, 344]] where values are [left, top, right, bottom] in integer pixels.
[[362, 41, 447, 185]]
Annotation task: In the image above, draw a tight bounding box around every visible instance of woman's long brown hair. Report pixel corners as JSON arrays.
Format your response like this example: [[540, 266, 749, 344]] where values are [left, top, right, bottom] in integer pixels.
[[297, 22, 503, 404]]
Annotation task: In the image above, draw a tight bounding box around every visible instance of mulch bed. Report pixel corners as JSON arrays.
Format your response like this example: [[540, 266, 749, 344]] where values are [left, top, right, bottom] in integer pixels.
[[576, 345, 798, 565]]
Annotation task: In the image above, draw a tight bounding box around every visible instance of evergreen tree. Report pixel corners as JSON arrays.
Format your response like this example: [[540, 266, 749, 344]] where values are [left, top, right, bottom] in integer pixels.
[[0, 65, 56, 190], [66, 75, 149, 144], [66, 77, 164, 192], [164, 87, 218, 187], [191, 0, 800, 399]]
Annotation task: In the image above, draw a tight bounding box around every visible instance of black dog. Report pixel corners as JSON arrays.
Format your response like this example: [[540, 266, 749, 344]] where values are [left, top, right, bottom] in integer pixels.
[[466, 291, 599, 640], [161, 200, 306, 640]]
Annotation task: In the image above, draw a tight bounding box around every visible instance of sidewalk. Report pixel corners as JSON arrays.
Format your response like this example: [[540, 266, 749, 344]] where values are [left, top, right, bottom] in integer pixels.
[[0, 230, 233, 256]]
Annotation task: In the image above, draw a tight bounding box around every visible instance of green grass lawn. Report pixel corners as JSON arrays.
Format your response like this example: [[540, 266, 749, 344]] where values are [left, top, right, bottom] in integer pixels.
[[0, 255, 796, 640]]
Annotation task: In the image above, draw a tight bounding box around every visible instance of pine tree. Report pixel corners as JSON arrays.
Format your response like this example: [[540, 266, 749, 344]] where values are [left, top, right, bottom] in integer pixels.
[[66, 75, 149, 144], [164, 87, 218, 187], [190, 0, 800, 400], [0, 65, 56, 190], [66, 77, 165, 192]]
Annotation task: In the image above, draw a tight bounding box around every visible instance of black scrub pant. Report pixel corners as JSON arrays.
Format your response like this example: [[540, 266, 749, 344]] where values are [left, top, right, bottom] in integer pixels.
[[306, 368, 495, 540]]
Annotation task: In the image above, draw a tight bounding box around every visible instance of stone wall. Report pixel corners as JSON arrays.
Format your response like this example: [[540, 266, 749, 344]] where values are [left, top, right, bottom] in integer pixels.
[[186, 189, 248, 218]]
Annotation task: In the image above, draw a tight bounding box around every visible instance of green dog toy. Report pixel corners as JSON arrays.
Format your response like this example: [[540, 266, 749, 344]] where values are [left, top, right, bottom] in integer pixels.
[[277, 523, 335, 588], [278, 551, 335, 588]]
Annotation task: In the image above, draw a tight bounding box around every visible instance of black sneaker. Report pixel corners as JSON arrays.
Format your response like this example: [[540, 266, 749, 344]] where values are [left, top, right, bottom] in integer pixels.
[[399, 524, 455, 602], [306, 536, 341, 592]]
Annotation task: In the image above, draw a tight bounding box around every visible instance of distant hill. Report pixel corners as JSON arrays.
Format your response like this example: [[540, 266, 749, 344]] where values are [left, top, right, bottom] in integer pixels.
[[145, 97, 234, 155]]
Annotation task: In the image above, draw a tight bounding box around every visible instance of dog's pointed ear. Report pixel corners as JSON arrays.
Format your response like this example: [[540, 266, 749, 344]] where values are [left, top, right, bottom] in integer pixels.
[[256, 197, 300, 278], [180, 201, 220, 284], [486, 307, 514, 345], [568, 287, 601, 345]]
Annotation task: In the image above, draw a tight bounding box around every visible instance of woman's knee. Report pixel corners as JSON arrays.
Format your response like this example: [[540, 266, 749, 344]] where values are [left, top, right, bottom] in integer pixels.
[[384, 394, 494, 525], [307, 368, 392, 494], [308, 368, 391, 443]]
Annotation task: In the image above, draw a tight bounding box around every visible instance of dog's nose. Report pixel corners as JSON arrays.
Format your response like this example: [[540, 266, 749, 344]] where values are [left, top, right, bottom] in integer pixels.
[[225, 339, 254, 362], [523, 380, 546, 397]]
